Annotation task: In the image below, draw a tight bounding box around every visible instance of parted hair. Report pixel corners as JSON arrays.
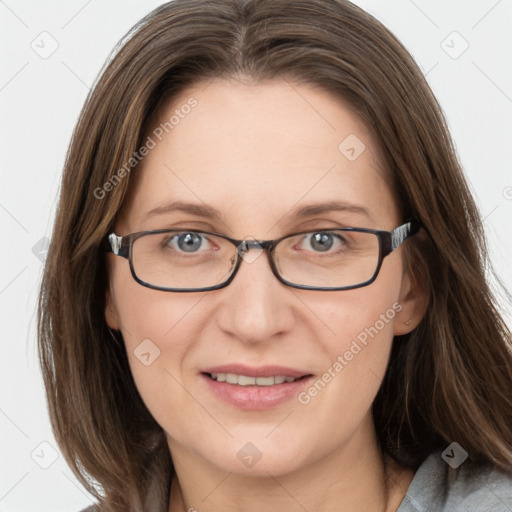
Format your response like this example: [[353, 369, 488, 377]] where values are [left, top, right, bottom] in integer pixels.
[[38, 0, 512, 510]]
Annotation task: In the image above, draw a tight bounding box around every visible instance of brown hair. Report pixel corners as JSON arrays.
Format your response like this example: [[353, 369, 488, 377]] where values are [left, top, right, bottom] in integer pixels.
[[38, 0, 512, 509]]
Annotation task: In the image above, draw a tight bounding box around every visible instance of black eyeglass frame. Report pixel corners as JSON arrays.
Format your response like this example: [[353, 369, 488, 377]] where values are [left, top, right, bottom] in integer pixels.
[[104, 220, 421, 292]]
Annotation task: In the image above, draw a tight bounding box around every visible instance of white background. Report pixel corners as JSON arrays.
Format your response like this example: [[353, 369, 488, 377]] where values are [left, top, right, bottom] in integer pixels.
[[1, 0, 511, 510]]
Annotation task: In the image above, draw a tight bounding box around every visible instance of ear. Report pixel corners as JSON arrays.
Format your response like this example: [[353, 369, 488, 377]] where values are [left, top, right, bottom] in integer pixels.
[[393, 270, 427, 335], [105, 282, 120, 331]]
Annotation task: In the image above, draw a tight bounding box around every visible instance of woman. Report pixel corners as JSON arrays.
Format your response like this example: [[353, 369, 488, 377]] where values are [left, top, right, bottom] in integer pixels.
[[38, 0, 512, 511]]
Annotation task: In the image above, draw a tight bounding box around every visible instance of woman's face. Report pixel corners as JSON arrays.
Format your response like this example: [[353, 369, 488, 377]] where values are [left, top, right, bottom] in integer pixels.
[[106, 78, 423, 477]]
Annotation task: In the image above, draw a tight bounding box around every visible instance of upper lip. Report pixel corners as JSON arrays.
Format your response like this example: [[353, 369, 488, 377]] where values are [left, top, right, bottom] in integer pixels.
[[201, 364, 311, 379]]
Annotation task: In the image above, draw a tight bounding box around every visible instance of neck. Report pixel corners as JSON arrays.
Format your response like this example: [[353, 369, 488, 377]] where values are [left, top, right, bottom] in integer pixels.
[[167, 416, 414, 512]]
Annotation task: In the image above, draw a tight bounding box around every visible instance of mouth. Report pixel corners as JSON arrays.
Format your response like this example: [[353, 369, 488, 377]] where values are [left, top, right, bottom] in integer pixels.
[[200, 365, 314, 410], [204, 372, 309, 386]]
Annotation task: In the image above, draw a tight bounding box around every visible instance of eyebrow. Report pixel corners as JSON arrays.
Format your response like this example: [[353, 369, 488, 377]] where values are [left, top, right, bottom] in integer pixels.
[[289, 201, 373, 220], [143, 199, 373, 223], [144, 200, 221, 221]]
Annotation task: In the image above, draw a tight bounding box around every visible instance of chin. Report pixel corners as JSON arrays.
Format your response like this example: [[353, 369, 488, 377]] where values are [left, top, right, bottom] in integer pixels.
[[200, 436, 311, 478]]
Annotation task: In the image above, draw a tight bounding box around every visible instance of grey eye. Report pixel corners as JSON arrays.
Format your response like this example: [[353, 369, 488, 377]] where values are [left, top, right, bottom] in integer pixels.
[[309, 232, 335, 252], [174, 232, 205, 252]]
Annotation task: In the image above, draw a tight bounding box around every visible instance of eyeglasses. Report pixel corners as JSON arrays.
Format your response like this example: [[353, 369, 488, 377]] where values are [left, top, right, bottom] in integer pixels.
[[104, 221, 421, 292]]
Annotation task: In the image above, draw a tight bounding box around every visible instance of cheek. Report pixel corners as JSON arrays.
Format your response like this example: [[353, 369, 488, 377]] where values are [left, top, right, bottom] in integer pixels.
[[313, 260, 402, 356], [328, 290, 401, 364], [110, 264, 208, 422], [110, 255, 207, 346], [296, 268, 403, 423]]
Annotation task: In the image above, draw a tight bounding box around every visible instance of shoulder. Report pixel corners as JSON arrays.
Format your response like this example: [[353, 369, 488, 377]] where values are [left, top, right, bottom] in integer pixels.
[[398, 450, 512, 512]]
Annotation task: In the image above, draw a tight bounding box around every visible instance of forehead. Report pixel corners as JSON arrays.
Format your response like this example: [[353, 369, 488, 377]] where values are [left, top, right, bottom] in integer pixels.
[[120, 78, 399, 235]]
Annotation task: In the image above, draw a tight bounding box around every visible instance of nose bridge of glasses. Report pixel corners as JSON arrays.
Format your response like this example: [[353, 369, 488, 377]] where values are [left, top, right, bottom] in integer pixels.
[[236, 238, 274, 255], [230, 238, 281, 288]]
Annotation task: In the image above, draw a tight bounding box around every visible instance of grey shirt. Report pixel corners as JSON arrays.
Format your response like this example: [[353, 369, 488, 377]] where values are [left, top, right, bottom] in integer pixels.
[[80, 450, 512, 511], [397, 450, 512, 511]]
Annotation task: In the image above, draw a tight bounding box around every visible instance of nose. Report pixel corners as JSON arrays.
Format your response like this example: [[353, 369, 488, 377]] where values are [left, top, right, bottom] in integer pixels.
[[214, 246, 296, 345]]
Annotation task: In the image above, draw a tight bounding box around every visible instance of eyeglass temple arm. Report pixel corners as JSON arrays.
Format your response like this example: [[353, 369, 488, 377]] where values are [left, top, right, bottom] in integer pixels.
[[104, 233, 130, 258], [382, 220, 422, 256]]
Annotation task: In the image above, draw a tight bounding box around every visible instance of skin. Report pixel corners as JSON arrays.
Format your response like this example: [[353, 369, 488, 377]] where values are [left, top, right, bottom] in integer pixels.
[[106, 77, 426, 512]]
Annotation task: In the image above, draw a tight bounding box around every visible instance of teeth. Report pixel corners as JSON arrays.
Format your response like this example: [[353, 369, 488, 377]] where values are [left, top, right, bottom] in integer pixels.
[[209, 373, 298, 386], [226, 373, 238, 384], [256, 376, 275, 386], [238, 375, 256, 385]]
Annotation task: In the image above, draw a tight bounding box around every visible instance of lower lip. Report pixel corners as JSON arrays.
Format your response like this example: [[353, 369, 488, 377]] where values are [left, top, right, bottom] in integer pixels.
[[201, 373, 314, 410]]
